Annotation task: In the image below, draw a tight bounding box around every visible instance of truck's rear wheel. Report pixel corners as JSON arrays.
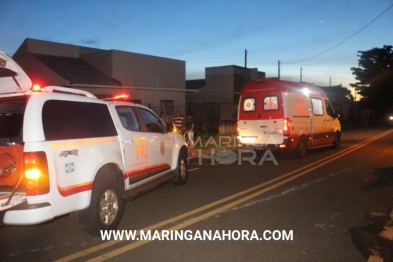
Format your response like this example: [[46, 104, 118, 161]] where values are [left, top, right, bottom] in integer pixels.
[[172, 150, 188, 185], [87, 175, 124, 235]]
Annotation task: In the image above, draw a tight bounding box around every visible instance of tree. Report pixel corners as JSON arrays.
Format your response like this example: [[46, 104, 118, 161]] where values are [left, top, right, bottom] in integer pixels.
[[351, 45, 393, 120]]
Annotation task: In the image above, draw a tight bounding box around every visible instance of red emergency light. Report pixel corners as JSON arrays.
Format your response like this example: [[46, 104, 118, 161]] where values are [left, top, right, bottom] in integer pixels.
[[114, 94, 129, 100], [102, 94, 130, 101], [31, 84, 42, 92]]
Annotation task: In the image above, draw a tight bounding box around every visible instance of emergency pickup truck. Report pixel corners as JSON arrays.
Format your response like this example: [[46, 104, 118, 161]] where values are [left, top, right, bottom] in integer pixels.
[[0, 51, 188, 234]]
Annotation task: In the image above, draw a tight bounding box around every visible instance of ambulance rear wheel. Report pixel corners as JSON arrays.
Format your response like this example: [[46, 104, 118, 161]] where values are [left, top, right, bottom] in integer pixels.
[[295, 138, 307, 158]]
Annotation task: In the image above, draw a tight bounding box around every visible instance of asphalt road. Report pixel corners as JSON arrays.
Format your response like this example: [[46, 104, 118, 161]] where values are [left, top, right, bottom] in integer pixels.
[[0, 128, 392, 261]]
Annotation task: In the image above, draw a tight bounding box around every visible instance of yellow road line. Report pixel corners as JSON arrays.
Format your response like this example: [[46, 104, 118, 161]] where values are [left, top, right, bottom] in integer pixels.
[[57, 129, 393, 261]]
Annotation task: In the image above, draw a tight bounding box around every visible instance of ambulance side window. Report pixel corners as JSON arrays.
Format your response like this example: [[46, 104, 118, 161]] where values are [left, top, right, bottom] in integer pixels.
[[310, 98, 324, 116], [263, 96, 278, 110], [243, 97, 255, 112]]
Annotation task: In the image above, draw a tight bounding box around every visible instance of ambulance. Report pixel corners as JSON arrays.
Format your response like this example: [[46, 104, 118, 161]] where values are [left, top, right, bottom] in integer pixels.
[[237, 78, 341, 158]]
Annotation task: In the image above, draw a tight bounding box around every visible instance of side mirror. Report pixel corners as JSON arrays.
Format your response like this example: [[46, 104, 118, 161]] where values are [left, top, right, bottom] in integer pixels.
[[166, 122, 176, 132]]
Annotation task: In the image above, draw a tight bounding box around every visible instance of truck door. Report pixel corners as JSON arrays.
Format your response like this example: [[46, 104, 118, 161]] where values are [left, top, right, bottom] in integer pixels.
[[136, 108, 173, 176], [310, 97, 326, 146], [324, 99, 336, 144], [114, 106, 150, 184]]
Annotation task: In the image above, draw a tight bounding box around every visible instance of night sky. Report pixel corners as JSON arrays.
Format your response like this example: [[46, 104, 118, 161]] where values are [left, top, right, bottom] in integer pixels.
[[1, 0, 392, 93]]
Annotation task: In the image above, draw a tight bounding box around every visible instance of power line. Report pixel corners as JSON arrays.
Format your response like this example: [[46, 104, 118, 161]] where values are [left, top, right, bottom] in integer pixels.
[[302, 68, 350, 74], [282, 3, 393, 64]]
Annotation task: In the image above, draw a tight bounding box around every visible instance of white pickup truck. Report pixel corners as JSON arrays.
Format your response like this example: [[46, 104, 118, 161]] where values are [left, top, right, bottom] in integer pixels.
[[0, 51, 188, 234]]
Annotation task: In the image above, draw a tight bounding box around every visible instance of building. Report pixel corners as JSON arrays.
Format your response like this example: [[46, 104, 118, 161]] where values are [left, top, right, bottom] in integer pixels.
[[186, 65, 265, 134], [12, 39, 271, 134], [12, 38, 187, 117], [186, 65, 265, 104]]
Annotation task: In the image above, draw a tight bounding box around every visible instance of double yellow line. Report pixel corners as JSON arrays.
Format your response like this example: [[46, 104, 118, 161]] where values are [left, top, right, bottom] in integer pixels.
[[57, 129, 393, 261]]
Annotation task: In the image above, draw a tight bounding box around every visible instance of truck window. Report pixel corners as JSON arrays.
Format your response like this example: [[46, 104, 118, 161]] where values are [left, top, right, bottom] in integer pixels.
[[263, 96, 278, 110], [138, 108, 165, 133], [243, 97, 255, 112], [116, 106, 140, 132], [0, 97, 26, 143], [311, 98, 324, 116], [325, 99, 335, 117], [42, 100, 117, 140]]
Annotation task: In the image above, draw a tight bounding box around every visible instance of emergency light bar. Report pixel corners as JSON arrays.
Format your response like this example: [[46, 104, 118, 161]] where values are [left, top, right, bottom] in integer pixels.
[[101, 94, 130, 101]]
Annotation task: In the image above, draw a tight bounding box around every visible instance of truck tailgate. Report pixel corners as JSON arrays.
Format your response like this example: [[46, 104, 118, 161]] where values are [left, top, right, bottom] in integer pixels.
[[0, 191, 26, 211]]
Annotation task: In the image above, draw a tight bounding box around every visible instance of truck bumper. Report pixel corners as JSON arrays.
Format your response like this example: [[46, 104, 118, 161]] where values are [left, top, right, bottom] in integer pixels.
[[238, 138, 290, 150], [2, 202, 54, 225]]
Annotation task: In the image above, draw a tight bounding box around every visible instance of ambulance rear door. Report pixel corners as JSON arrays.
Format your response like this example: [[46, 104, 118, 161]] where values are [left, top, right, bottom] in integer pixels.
[[239, 93, 285, 147]]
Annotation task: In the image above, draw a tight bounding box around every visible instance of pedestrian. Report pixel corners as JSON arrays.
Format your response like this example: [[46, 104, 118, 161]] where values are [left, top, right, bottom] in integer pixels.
[[172, 110, 184, 132], [186, 113, 195, 149], [159, 112, 167, 124]]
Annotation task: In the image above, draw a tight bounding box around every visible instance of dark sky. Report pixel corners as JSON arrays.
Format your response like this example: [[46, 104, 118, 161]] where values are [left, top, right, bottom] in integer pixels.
[[1, 0, 392, 92]]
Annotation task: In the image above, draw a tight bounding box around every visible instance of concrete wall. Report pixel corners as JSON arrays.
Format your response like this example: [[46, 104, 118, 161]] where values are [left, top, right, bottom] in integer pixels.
[[111, 50, 186, 115], [13, 41, 68, 87], [189, 65, 265, 104]]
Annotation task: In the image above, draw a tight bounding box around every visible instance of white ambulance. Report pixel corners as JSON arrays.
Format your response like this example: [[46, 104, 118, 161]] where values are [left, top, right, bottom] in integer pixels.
[[237, 78, 341, 158], [0, 51, 188, 234]]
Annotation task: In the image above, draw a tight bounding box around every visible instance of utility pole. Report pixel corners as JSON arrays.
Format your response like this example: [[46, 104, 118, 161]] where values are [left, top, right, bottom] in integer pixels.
[[354, 87, 357, 120], [278, 60, 280, 79], [300, 67, 302, 82], [244, 49, 248, 84]]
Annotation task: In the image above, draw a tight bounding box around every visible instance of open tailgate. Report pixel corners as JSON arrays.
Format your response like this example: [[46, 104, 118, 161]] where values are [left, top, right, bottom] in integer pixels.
[[0, 51, 32, 96], [0, 144, 26, 213]]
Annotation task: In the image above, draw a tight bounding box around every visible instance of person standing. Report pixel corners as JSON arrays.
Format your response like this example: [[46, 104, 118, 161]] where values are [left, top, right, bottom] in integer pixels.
[[172, 110, 184, 132], [186, 113, 195, 149], [159, 112, 167, 124]]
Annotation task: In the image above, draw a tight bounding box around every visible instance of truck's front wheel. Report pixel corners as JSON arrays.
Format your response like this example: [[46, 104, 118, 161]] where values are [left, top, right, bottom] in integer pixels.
[[332, 132, 341, 149], [172, 150, 188, 185], [87, 175, 124, 234]]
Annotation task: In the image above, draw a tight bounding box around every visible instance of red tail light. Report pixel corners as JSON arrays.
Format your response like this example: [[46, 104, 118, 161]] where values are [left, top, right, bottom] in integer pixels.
[[283, 118, 290, 136], [24, 152, 49, 195]]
